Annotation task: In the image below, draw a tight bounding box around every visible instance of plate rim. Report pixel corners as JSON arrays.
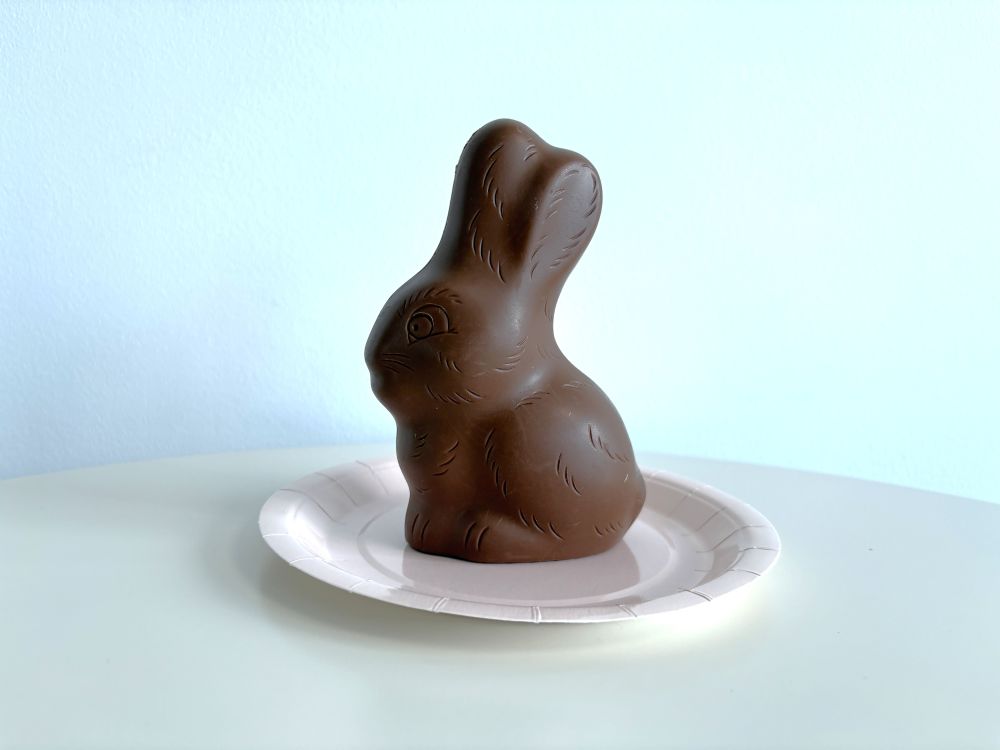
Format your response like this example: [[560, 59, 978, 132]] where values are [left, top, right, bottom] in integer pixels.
[[258, 457, 782, 624]]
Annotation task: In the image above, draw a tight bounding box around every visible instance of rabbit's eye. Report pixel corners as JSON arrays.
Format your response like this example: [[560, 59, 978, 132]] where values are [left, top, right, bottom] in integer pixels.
[[408, 314, 434, 339], [406, 304, 451, 342]]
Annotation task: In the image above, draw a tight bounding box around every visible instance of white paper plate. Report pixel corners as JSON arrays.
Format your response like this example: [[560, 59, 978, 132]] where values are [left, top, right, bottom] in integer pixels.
[[258, 458, 781, 623]]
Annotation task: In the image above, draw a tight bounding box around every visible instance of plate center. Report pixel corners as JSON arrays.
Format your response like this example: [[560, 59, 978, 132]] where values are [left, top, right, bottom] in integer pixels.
[[356, 504, 677, 605]]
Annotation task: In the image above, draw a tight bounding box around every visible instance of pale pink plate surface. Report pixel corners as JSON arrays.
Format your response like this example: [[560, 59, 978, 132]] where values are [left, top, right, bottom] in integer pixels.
[[258, 457, 781, 623]]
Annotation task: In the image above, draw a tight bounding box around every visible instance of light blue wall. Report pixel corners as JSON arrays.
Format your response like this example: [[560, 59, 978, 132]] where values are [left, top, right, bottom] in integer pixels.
[[2, 1, 997, 502]]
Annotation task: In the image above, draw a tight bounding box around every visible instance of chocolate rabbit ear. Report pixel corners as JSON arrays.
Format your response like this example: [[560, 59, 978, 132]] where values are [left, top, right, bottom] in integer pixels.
[[433, 119, 602, 291]]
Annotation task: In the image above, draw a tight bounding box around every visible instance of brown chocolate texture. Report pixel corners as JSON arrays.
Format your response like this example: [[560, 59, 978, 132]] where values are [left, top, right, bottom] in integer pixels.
[[365, 119, 645, 563]]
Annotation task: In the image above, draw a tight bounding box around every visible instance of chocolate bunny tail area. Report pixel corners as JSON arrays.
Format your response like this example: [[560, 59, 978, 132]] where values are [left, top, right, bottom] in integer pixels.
[[365, 119, 646, 563]]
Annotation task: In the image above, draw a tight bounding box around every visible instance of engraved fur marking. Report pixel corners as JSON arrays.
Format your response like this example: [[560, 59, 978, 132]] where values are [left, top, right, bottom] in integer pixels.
[[454, 388, 483, 404], [588, 423, 628, 463], [596, 517, 630, 536], [481, 143, 506, 223], [549, 237, 584, 270], [410, 431, 429, 458], [424, 384, 447, 403], [431, 440, 460, 476], [584, 170, 599, 217], [494, 336, 527, 372], [395, 287, 462, 318], [556, 454, 582, 496], [525, 514, 565, 541], [467, 210, 506, 283], [436, 351, 463, 373], [484, 427, 506, 496], [475, 525, 490, 551], [425, 383, 483, 405], [515, 390, 550, 409], [530, 234, 549, 262], [529, 166, 599, 279], [380, 353, 415, 373], [481, 159, 497, 189], [467, 207, 481, 233]]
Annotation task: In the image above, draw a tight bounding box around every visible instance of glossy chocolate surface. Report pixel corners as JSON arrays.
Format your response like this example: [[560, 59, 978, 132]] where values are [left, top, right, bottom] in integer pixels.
[[365, 119, 645, 563]]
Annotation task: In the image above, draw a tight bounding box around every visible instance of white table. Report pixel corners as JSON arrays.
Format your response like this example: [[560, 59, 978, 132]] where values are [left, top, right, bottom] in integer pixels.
[[2, 445, 998, 749]]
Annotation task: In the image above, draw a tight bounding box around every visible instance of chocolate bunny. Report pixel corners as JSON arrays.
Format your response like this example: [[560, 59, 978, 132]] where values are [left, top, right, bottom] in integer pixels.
[[365, 119, 645, 563]]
